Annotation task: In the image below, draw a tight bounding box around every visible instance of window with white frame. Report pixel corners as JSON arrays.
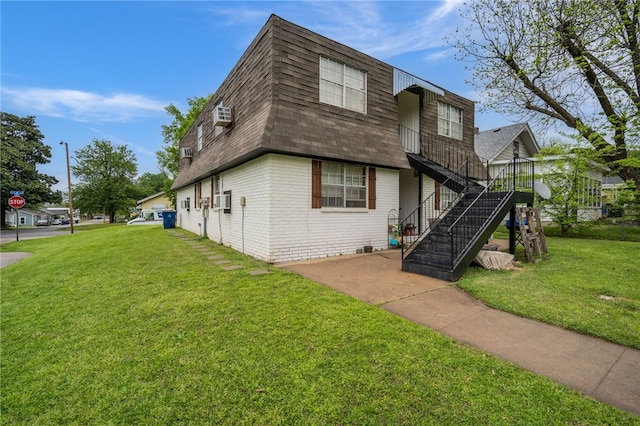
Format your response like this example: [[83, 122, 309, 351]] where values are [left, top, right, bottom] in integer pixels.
[[438, 102, 463, 140], [213, 175, 221, 208], [580, 177, 602, 208], [319, 56, 367, 113], [197, 124, 203, 151], [194, 181, 202, 208], [439, 185, 457, 210], [321, 162, 367, 208]]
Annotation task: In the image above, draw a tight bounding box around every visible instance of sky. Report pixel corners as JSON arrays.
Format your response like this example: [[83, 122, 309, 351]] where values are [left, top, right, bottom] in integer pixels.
[[2, 0, 518, 192]]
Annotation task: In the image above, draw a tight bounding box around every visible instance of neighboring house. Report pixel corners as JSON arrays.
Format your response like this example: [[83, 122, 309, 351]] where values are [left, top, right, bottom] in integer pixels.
[[45, 206, 78, 222], [475, 123, 606, 222], [474, 123, 540, 177], [172, 15, 526, 281], [136, 192, 171, 212], [4, 208, 48, 227], [602, 176, 635, 207]]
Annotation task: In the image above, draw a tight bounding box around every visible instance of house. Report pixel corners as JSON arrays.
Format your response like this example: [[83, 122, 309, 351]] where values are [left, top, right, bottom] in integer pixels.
[[475, 123, 606, 222], [172, 15, 533, 281], [136, 192, 171, 212], [45, 206, 78, 222], [474, 123, 540, 177], [4, 208, 48, 227]]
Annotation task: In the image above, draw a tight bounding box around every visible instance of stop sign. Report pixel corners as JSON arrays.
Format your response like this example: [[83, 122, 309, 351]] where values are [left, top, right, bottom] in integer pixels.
[[8, 195, 26, 209]]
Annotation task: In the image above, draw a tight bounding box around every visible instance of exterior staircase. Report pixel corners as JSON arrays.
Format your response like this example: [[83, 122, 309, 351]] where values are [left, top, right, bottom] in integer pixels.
[[400, 157, 534, 281]]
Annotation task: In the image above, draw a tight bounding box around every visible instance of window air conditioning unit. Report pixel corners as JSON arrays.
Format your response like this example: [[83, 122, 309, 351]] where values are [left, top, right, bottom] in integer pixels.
[[213, 106, 233, 127], [214, 193, 231, 210], [181, 147, 192, 158]]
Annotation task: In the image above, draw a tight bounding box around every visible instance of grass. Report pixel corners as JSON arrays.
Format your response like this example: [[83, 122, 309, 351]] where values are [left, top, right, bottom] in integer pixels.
[[461, 237, 640, 349], [2, 227, 639, 424]]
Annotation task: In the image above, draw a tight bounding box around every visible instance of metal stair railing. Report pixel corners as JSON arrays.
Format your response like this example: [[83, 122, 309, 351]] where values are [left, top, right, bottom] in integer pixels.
[[398, 124, 490, 182], [447, 157, 535, 267], [400, 159, 469, 260]]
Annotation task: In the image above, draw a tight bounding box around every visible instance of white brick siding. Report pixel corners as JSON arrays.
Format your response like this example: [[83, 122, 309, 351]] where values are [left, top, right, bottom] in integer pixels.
[[175, 154, 400, 263]]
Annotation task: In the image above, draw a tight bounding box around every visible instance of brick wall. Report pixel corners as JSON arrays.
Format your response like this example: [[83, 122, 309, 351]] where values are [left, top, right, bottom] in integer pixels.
[[177, 154, 399, 263]]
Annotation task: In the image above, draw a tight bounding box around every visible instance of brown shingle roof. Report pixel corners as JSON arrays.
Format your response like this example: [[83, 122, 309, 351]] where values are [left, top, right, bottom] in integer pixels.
[[172, 15, 414, 190]]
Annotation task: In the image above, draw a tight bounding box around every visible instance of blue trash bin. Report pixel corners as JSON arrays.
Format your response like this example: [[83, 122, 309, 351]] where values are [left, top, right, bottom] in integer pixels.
[[162, 210, 177, 229]]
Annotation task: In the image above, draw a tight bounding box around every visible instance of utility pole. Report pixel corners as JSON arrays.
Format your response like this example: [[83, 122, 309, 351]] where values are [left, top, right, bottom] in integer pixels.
[[60, 141, 74, 234]]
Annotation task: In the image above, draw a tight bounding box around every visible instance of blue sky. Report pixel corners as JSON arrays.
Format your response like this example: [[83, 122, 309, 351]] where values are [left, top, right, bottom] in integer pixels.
[[2, 0, 516, 192]]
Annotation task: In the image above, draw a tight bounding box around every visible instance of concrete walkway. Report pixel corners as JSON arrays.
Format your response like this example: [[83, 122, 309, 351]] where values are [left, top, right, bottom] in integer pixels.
[[278, 249, 640, 416], [0, 252, 31, 268]]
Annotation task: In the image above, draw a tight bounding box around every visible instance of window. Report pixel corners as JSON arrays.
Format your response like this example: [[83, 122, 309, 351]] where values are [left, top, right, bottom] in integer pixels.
[[579, 177, 602, 208], [315, 161, 367, 208], [213, 175, 221, 208], [441, 186, 457, 210], [319, 56, 367, 113], [197, 125, 203, 151], [194, 182, 202, 207], [182, 197, 191, 211], [223, 190, 232, 214], [438, 102, 463, 140]]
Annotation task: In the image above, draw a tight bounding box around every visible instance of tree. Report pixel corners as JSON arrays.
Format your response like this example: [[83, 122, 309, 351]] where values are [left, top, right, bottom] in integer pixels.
[[537, 144, 602, 236], [1, 112, 60, 227], [72, 139, 138, 223], [157, 95, 211, 206], [452, 0, 640, 196], [134, 172, 167, 199]]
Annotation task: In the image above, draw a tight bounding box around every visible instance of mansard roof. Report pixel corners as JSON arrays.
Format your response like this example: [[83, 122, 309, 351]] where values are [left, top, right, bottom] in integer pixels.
[[173, 15, 451, 189]]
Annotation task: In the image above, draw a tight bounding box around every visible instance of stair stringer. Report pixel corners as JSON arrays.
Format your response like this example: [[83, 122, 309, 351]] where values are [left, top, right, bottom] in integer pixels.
[[406, 153, 481, 193], [402, 191, 518, 281], [449, 191, 516, 281]]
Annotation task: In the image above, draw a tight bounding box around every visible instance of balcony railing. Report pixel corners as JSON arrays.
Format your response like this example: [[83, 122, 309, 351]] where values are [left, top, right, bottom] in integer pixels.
[[398, 124, 488, 181]]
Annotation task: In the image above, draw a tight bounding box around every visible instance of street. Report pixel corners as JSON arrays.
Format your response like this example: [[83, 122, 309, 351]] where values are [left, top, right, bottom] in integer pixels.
[[0, 225, 70, 244]]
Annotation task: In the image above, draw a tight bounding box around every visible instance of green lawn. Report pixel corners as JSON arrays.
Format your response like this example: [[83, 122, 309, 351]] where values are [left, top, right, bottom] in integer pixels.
[[1, 227, 638, 424], [460, 237, 640, 349]]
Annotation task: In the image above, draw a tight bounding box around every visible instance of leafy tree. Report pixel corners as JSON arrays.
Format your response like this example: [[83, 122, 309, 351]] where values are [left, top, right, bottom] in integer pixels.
[[71, 139, 137, 223], [157, 95, 211, 206], [452, 0, 640, 196], [0, 112, 60, 227], [134, 172, 167, 198], [537, 144, 602, 236]]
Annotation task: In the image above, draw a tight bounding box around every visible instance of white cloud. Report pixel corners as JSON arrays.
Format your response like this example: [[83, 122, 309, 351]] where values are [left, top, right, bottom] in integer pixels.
[[202, 1, 465, 60], [291, 1, 465, 60], [1, 87, 167, 123], [429, 0, 466, 22]]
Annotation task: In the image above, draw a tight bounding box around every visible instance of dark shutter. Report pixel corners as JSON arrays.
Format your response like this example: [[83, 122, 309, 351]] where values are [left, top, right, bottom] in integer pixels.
[[312, 160, 322, 208], [368, 167, 376, 209], [434, 181, 441, 210]]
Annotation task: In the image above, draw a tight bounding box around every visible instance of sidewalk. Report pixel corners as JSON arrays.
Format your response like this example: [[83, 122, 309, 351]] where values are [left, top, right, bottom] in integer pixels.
[[278, 249, 640, 416], [0, 252, 31, 268]]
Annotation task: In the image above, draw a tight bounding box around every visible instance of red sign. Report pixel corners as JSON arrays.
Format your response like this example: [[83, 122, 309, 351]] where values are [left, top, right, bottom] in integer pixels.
[[8, 195, 26, 209]]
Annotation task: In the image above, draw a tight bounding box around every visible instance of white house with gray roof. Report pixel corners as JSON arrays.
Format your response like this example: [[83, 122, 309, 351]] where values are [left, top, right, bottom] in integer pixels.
[[475, 123, 606, 222]]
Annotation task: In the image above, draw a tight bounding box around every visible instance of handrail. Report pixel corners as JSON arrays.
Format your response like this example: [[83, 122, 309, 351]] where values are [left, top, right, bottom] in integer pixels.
[[400, 159, 469, 259], [398, 124, 490, 182], [446, 157, 534, 266]]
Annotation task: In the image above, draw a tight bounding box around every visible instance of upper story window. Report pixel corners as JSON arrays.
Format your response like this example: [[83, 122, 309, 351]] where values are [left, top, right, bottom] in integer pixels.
[[319, 56, 367, 113], [438, 102, 463, 141], [197, 125, 203, 151]]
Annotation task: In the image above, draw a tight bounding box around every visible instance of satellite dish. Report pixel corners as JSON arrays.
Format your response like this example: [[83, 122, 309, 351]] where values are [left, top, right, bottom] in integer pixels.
[[534, 181, 552, 200]]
